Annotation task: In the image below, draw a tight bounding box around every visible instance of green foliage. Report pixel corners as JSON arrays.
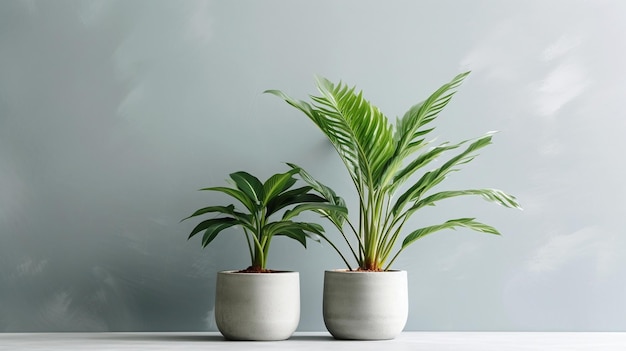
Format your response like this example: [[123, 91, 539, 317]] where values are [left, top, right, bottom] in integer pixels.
[[266, 72, 522, 271], [182, 167, 347, 270]]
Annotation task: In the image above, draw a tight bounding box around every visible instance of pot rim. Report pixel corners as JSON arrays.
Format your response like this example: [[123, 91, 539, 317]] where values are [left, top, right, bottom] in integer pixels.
[[325, 269, 406, 273], [218, 270, 299, 275]]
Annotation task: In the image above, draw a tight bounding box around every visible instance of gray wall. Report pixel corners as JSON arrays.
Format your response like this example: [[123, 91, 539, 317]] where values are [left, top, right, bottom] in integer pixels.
[[1, 0, 625, 332]]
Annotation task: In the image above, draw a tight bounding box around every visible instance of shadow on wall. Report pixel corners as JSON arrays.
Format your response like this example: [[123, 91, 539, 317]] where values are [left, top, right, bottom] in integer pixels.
[[0, 227, 220, 332]]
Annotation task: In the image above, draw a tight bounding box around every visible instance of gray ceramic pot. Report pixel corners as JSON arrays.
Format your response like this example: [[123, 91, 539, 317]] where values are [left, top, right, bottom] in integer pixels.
[[323, 269, 408, 340], [215, 270, 300, 341]]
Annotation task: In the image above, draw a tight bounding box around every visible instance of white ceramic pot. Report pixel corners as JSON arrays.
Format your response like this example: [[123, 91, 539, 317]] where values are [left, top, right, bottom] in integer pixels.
[[214, 270, 300, 341], [323, 269, 408, 340]]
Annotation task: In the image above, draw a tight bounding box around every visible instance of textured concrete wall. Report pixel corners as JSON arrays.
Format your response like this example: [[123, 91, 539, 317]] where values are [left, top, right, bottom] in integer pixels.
[[1, 0, 625, 332]]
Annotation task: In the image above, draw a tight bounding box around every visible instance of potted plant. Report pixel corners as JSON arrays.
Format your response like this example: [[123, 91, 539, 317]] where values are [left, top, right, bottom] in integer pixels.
[[265, 71, 522, 340], [182, 167, 345, 340]]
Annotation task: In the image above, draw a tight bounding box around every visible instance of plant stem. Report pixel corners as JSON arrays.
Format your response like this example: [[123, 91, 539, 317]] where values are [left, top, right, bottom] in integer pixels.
[[262, 234, 271, 269], [243, 228, 254, 264], [318, 233, 353, 271], [328, 217, 360, 266], [250, 231, 265, 269], [384, 248, 403, 271]]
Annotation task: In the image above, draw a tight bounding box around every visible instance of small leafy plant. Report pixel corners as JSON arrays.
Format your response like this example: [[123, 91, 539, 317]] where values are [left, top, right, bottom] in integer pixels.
[[182, 167, 346, 272], [266, 72, 522, 271]]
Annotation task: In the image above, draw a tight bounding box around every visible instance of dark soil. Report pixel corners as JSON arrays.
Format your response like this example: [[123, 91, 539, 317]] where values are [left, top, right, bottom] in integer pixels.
[[236, 266, 279, 273], [356, 267, 384, 272]]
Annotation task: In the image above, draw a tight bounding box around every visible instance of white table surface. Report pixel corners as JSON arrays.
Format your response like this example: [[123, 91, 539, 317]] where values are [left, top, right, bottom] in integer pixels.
[[2, 332, 626, 351]]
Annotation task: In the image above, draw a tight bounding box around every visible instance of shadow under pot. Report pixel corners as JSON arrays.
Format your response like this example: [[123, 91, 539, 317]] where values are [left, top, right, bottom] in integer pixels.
[[323, 269, 408, 340], [215, 270, 300, 341]]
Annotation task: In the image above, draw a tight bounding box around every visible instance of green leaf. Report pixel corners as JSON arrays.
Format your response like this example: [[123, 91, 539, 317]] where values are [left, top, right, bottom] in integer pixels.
[[262, 221, 295, 237], [266, 87, 363, 189], [201, 220, 239, 247], [401, 218, 499, 249], [262, 169, 298, 205], [266, 190, 327, 217], [283, 203, 348, 221], [187, 217, 238, 241], [392, 134, 494, 215], [313, 77, 396, 186], [411, 189, 522, 213], [274, 228, 308, 248], [382, 72, 470, 189], [266, 220, 324, 235], [230, 171, 265, 205], [390, 139, 468, 194], [288, 164, 336, 201], [396, 72, 470, 151], [287, 163, 348, 224], [229, 211, 256, 230], [200, 186, 257, 214], [297, 222, 325, 235], [271, 222, 325, 248], [180, 205, 235, 222]]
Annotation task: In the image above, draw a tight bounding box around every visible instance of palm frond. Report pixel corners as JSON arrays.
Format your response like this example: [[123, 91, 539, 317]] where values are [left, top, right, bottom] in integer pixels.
[[409, 188, 522, 214], [313, 77, 396, 187], [401, 218, 499, 250], [392, 134, 494, 215], [265, 89, 363, 188], [389, 139, 469, 194], [396, 71, 470, 153], [381, 72, 470, 188]]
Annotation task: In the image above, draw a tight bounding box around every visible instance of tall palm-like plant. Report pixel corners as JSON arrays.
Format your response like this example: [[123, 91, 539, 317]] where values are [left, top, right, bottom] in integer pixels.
[[182, 167, 347, 272], [266, 72, 522, 271]]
